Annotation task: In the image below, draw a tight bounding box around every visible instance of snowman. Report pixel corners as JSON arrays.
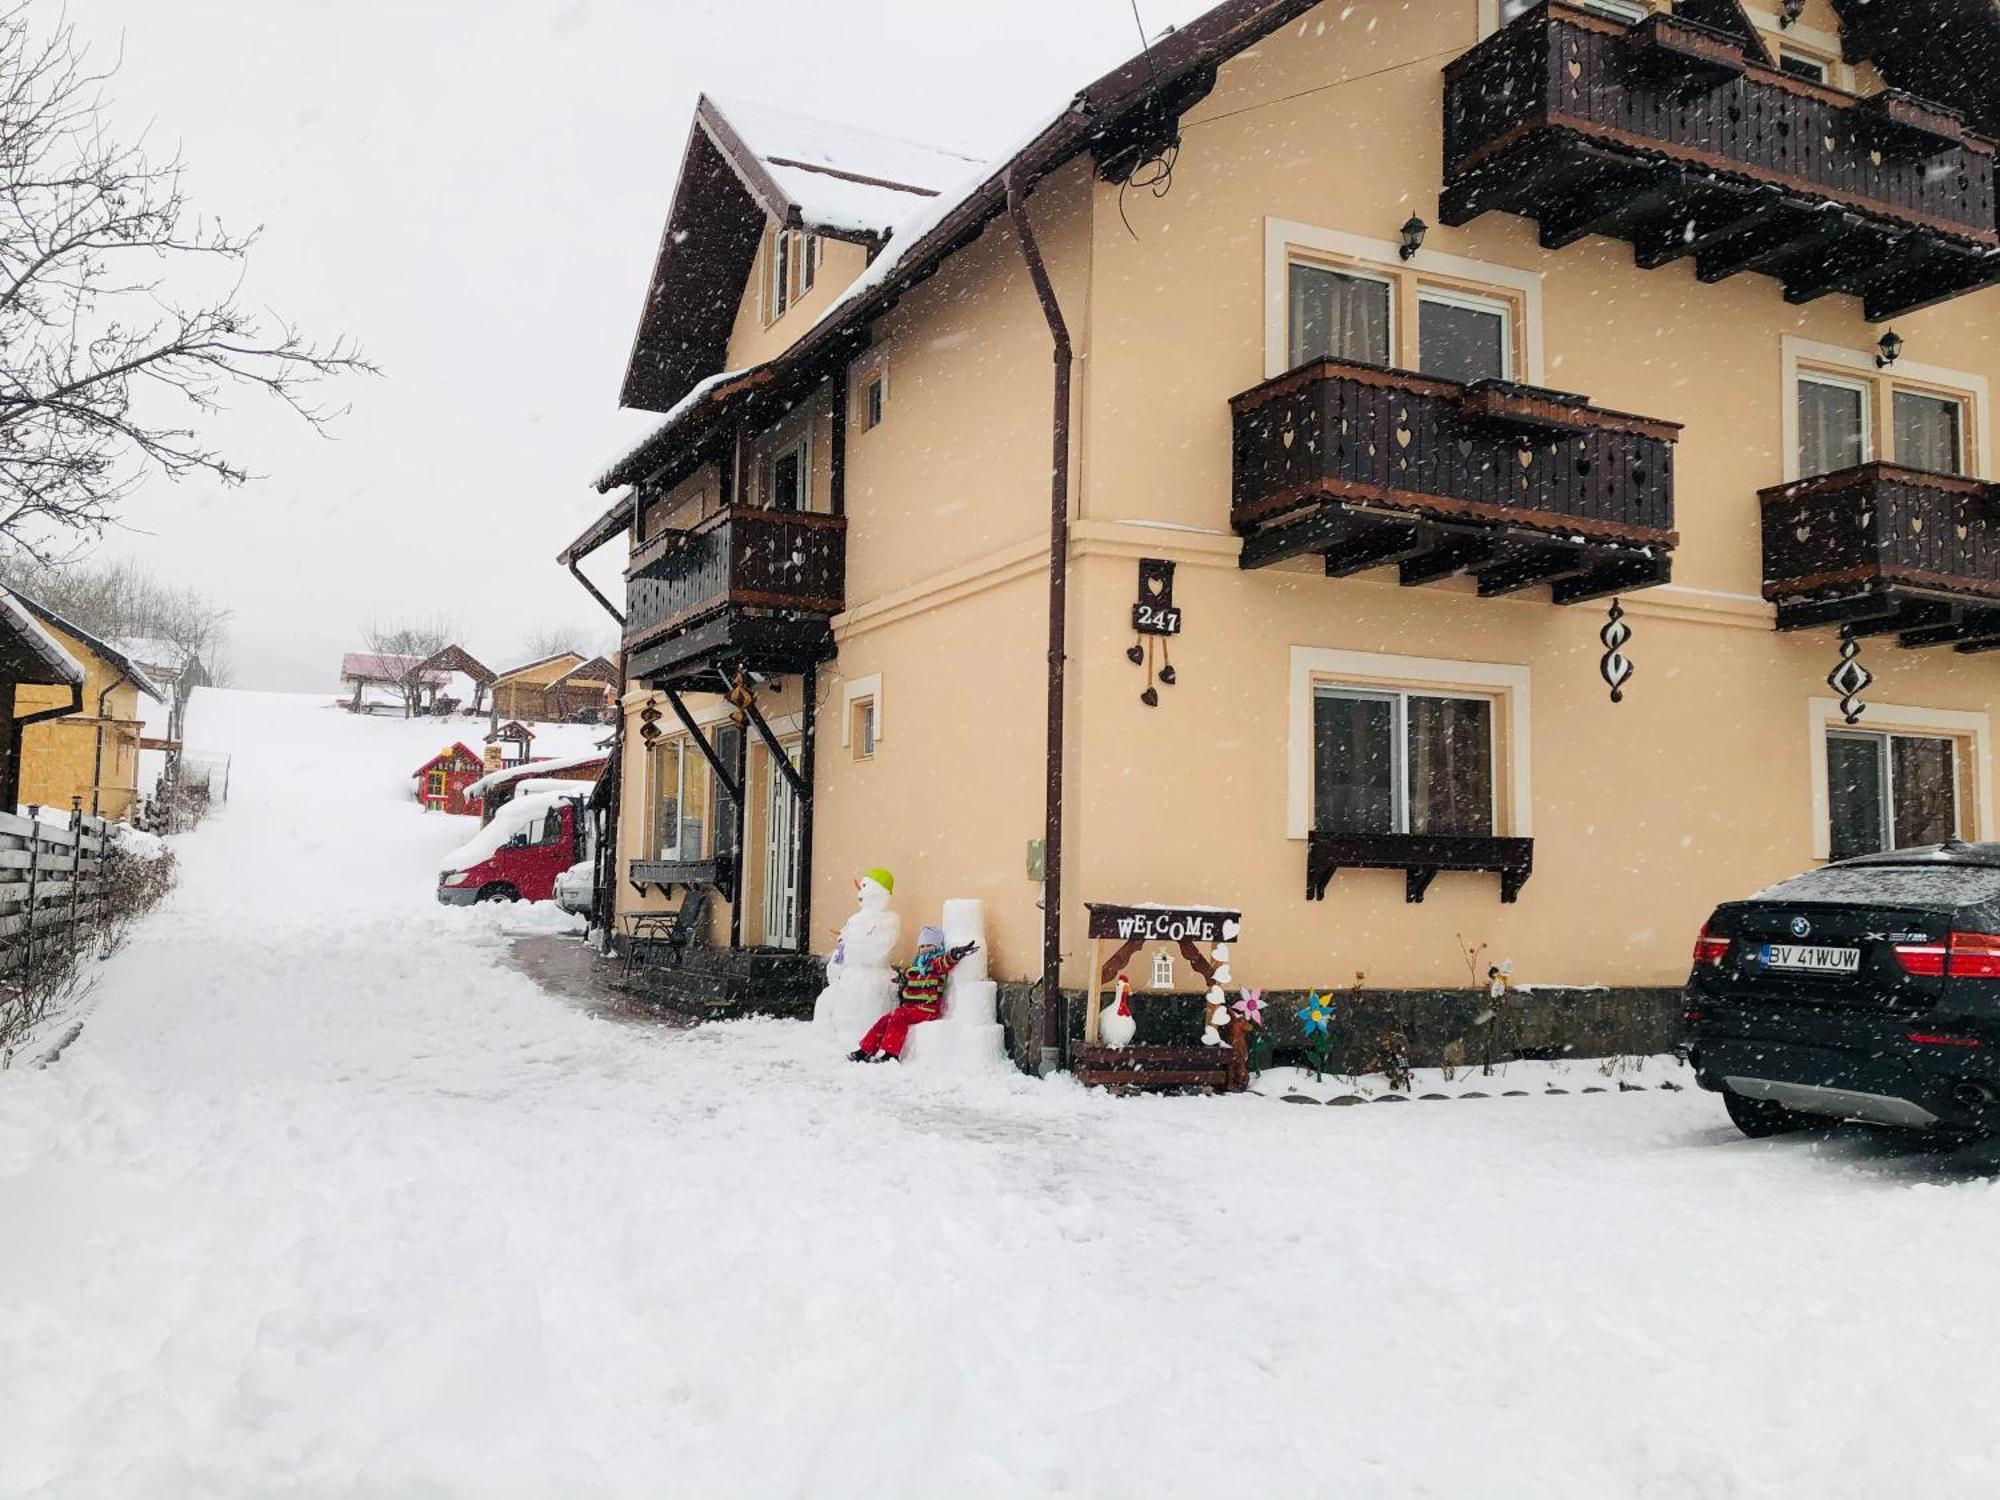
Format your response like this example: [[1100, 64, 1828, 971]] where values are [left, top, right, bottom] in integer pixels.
[[811, 867, 902, 1039]]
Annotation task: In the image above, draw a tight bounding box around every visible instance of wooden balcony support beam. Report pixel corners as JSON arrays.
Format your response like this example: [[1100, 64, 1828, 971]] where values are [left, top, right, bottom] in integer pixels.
[[1536, 162, 1678, 250], [1631, 184, 1784, 269], [1473, 542, 1591, 597], [1321, 518, 1433, 577], [1398, 532, 1499, 586]]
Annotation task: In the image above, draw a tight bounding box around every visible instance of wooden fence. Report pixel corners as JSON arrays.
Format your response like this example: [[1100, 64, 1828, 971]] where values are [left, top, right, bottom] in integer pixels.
[[0, 805, 112, 974]]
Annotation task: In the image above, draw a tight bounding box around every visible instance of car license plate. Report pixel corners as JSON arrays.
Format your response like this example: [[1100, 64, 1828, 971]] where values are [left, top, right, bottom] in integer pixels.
[[1759, 943, 1861, 973]]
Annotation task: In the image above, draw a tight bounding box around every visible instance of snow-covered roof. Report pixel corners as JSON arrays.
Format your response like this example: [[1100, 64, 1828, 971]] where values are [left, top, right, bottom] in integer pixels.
[[705, 94, 984, 240], [593, 0, 1313, 493], [341, 652, 447, 687], [0, 588, 84, 687], [110, 636, 189, 678], [461, 750, 608, 804], [9, 591, 163, 701]]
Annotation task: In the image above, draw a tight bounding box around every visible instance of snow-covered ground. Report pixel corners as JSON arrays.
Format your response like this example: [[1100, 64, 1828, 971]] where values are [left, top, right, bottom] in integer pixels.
[[4, 689, 2000, 1498]]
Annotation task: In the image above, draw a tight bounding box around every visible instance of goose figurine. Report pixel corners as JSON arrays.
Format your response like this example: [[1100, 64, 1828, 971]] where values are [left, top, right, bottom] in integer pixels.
[[1099, 972, 1138, 1049]]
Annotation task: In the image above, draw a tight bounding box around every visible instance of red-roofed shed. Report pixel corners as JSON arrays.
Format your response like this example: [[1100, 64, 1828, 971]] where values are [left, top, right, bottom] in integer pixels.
[[413, 742, 487, 816]]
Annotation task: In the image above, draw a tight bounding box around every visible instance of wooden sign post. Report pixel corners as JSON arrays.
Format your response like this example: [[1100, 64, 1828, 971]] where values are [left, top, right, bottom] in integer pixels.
[[1088, 904, 1240, 1096]]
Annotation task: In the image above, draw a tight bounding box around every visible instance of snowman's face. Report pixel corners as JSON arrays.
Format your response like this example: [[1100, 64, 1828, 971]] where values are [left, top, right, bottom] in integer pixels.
[[855, 877, 890, 912]]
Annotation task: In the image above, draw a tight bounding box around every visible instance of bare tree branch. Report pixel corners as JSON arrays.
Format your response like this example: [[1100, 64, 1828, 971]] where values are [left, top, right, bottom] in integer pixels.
[[0, 4, 375, 551]]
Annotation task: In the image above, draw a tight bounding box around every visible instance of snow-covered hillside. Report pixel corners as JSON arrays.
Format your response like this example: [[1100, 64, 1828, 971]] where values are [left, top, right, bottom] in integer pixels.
[[2, 689, 1998, 1498]]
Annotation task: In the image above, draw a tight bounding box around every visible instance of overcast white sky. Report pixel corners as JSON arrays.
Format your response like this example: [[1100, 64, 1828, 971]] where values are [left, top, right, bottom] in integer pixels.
[[54, 0, 1196, 690]]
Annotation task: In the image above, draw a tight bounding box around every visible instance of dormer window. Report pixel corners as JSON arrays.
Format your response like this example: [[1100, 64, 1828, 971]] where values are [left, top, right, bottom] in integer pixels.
[[764, 228, 822, 325]]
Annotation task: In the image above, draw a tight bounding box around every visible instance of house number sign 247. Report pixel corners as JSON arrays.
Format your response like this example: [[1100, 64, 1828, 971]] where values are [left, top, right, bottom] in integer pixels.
[[1132, 600, 1182, 636]]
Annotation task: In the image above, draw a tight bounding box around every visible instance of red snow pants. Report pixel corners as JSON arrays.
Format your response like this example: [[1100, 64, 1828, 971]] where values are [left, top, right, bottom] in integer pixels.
[[859, 1003, 939, 1058]]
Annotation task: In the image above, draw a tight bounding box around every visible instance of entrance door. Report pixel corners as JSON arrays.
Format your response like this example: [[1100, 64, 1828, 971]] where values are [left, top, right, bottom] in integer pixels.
[[762, 743, 801, 948]]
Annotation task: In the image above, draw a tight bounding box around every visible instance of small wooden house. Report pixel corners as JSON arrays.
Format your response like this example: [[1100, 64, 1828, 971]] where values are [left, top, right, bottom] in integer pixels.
[[413, 742, 487, 815], [0, 590, 85, 813], [11, 594, 162, 821], [490, 652, 616, 723]]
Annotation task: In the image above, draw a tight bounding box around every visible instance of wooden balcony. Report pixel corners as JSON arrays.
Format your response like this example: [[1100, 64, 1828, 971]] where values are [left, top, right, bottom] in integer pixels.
[[1231, 357, 1679, 601], [1442, 4, 2000, 320], [1760, 462, 2000, 649], [623, 507, 846, 687]]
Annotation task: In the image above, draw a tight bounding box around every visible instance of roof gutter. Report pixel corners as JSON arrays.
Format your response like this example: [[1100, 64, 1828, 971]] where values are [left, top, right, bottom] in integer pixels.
[[1005, 154, 1080, 1077]]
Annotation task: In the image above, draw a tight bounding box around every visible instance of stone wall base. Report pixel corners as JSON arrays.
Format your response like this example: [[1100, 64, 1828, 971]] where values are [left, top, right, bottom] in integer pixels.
[[1000, 983, 1684, 1077]]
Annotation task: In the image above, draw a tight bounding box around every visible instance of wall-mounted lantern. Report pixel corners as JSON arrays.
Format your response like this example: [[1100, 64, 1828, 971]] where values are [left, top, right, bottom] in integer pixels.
[[1398, 215, 1428, 261], [1876, 329, 1903, 369]]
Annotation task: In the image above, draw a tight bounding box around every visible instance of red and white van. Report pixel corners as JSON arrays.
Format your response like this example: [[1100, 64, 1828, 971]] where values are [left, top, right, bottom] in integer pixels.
[[436, 790, 583, 905]]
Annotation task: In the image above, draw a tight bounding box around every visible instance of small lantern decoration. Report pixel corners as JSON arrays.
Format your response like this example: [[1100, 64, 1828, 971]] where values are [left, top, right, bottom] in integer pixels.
[[1829, 625, 1872, 725], [1599, 598, 1634, 704], [1128, 557, 1183, 707], [1876, 329, 1903, 368]]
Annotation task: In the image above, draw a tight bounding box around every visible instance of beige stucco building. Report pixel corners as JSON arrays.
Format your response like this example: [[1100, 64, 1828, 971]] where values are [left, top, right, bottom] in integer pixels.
[[562, 0, 2000, 1061]]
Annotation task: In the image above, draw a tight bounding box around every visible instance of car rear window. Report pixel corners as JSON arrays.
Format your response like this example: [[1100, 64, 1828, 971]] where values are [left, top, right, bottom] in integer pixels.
[[1754, 864, 2000, 908]]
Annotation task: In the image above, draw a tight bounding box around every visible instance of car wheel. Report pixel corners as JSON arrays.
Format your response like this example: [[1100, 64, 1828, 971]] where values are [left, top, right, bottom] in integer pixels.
[[1724, 1089, 1810, 1138], [476, 883, 519, 904]]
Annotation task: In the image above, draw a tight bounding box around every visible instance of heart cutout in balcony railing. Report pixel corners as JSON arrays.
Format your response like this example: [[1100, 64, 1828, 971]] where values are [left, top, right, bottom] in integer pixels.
[[1281, 427, 1295, 449], [1395, 426, 1412, 448], [1517, 448, 1534, 469]]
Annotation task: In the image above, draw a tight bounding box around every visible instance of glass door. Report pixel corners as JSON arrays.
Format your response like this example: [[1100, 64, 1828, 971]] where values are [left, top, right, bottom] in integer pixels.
[[762, 744, 801, 948]]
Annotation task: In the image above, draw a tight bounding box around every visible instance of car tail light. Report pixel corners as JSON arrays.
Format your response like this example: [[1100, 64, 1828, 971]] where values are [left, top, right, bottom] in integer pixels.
[[1892, 940, 1947, 976], [1906, 1031, 1984, 1047], [1691, 925, 1730, 967], [1946, 931, 2000, 979], [1895, 932, 2000, 979]]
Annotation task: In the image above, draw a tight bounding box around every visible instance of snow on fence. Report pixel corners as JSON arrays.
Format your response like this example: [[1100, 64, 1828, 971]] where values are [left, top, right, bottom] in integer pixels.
[[0, 807, 112, 972]]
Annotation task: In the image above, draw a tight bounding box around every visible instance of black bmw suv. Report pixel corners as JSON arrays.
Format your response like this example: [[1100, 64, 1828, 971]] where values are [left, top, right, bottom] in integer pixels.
[[1685, 840, 2000, 1140]]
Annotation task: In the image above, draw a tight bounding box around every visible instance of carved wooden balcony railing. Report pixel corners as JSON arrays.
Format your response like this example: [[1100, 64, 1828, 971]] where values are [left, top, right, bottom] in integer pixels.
[[1760, 462, 2000, 649], [623, 507, 846, 686], [1231, 357, 1679, 601], [1442, 3, 2000, 319]]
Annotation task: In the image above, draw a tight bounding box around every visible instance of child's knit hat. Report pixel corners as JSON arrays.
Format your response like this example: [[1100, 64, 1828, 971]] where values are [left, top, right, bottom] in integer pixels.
[[916, 924, 947, 952]]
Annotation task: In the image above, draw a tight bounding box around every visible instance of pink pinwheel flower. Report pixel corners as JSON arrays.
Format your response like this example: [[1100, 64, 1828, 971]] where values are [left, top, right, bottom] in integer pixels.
[[1231, 987, 1265, 1026]]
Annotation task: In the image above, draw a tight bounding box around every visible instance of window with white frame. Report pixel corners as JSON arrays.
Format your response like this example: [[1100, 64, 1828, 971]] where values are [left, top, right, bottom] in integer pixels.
[[1286, 256, 1522, 382], [1826, 728, 1959, 859], [766, 435, 809, 511], [798, 232, 820, 295], [1313, 685, 1496, 837], [651, 739, 707, 860], [1778, 47, 1829, 82], [1797, 373, 1870, 478], [850, 696, 877, 761], [1417, 288, 1511, 384], [768, 229, 792, 322], [1288, 262, 1391, 368], [1893, 388, 1965, 475], [855, 360, 888, 432], [1797, 363, 1977, 479]]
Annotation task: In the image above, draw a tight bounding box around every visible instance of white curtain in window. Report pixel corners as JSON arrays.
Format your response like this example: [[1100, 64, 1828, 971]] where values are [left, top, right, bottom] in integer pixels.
[[1289, 264, 1391, 370]]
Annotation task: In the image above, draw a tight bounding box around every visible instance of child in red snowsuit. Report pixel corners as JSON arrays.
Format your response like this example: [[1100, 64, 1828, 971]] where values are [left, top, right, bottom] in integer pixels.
[[851, 926, 977, 1062]]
